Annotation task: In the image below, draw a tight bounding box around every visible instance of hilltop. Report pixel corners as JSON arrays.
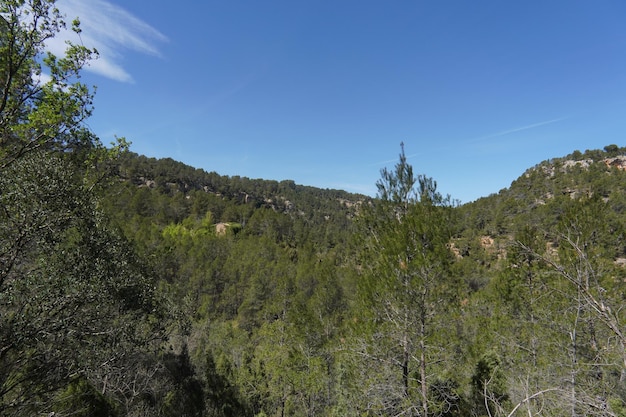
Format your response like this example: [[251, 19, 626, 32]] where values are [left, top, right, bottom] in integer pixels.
[[458, 145, 626, 234], [103, 144, 625, 416]]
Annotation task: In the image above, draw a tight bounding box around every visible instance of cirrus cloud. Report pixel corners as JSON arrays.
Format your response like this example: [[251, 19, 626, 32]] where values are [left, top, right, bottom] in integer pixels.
[[48, 0, 168, 82]]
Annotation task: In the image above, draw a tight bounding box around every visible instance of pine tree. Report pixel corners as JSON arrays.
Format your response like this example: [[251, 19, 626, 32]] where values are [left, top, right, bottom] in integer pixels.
[[351, 144, 457, 416]]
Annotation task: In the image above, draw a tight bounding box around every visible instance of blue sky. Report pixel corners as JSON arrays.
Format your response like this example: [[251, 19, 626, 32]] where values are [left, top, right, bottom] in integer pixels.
[[54, 0, 626, 203]]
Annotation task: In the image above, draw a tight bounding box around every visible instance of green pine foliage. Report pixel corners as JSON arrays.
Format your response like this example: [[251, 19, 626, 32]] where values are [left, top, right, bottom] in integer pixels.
[[4, 2, 626, 415], [89, 141, 626, 416], [91, 140, 626, 416]]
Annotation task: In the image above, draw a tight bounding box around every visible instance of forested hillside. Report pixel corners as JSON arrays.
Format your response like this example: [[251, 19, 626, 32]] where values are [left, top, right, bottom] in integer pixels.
[[91, 145, 626, 417], [3, 2, 626, 416]]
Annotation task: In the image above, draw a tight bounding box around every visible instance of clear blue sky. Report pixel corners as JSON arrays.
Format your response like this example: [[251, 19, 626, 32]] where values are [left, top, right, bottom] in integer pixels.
[[54, 0, 626, 203]]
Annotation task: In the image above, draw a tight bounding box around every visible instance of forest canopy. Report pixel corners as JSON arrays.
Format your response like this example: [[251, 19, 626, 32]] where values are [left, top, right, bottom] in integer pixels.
[[3, 1, 626, 416]]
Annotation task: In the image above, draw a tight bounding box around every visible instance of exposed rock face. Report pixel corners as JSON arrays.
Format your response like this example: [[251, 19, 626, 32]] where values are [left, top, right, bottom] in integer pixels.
[[604, 157, 626, 170], [541, 156, 626, 174], [562, 159, 593, 170], [215, 222, 228, 236], [480, 236, 494, 248], [138, 177, 156, 188]]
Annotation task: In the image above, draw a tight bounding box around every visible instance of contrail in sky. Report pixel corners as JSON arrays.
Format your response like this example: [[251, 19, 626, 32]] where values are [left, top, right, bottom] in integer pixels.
[[370, 116, 568, 167], [473, 116, 569, 142], [371, 152, 422, 167]]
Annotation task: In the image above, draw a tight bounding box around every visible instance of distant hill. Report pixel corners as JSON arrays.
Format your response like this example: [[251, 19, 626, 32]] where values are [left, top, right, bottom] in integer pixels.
[[455, 144, 626, 263], [103, 152, 370, 254], [112, 151, 368, 216], [108, 146, 626, 239], [95, 145, 626, 416]]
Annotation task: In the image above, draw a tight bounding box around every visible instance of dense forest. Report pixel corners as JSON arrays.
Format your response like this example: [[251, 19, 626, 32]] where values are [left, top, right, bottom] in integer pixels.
[[3, 2, 626, 416]]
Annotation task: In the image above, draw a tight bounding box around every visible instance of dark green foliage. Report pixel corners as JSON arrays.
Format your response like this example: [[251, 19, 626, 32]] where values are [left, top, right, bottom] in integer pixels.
[[0, 2, 199, 415], [348, 144, 460, 416], [0, 150, 169, 416], [428, 378, 468, 417], [53, 378, 117, 417], [90, 141, 626, 416], [4, 5, 626, 413], [160, 346, 206, 417], [471, 351, 509, 416]]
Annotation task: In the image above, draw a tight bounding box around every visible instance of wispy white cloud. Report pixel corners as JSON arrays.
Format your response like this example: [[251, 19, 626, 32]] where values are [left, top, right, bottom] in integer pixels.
[[47, 0, 168, 82]]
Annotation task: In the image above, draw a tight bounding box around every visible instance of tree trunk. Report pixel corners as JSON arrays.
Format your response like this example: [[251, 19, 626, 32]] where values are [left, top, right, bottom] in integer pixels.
[[420, 314, 428, 417], [402, 333, 409, 398]]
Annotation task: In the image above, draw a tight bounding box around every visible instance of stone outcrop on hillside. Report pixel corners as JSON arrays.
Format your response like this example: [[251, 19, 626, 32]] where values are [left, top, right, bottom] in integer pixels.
[[604, 156, 626, 170]]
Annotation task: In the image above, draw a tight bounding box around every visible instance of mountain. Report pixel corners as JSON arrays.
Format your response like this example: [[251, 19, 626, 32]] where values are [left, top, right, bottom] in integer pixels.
[[458, 144, 626, 238], [92, 146, 626, 416], [111, 151, 367, 218], [103, 146, 626, 270], [102, 152, 370, 262]]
